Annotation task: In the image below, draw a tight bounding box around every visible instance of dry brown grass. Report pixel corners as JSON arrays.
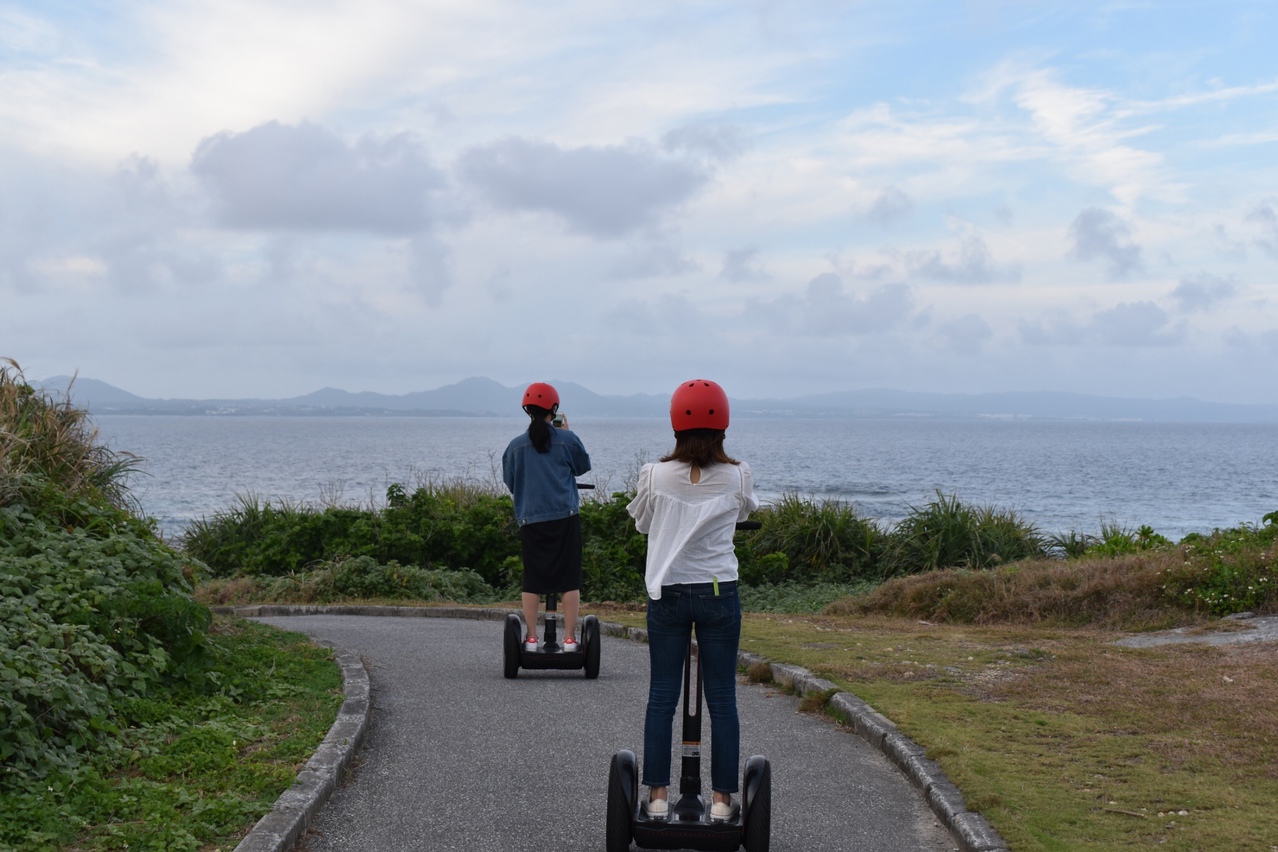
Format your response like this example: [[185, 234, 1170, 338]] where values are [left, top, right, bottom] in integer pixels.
[[826, 550, 1233, 629], [994, 638, 1278, 781]]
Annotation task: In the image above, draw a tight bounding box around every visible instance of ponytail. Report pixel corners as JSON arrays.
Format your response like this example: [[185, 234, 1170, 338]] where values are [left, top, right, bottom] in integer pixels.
[[525, 405, 555, 453]]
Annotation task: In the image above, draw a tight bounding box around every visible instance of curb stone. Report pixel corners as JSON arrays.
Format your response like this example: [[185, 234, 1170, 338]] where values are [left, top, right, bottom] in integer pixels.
[[222, 605, 1008, 852]]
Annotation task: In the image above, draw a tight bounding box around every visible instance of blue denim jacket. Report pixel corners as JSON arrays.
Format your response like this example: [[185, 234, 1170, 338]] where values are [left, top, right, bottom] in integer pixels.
[[502, 427, 592, 526]]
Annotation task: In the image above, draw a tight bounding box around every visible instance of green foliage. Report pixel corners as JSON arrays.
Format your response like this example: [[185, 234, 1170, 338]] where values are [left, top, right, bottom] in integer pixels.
[[0, 507, 211, 784], [184, 483, 522, 587], [1084, 522, 1173, 557], [1, 364, 213, 792], [267, 555, 498, 604], [0, 619, 342, 851], [579, 491, 647, 601], [741, 494, 886, 585], [739, 580, 875, 613], [1159, 513, 1278, 616], [881, 491, 1047, 577]]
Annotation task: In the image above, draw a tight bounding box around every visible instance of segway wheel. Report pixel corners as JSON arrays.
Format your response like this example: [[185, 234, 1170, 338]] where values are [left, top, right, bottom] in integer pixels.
[[583, 615, 601, 680], [742, 757, 771, 852], [503, 613, 522, 679], [606, 750, 637, 852]]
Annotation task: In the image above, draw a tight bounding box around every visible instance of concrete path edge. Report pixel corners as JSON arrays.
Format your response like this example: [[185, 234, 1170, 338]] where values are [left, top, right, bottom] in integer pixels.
[[219, 604, 1010, 852]]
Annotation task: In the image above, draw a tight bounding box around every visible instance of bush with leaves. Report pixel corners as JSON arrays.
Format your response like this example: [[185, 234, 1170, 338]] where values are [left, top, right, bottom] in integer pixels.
[[881, 491, 1046, 577], [740, 494, 886, 585], [1, 363, 213, 788], [578, 491, 647, 601], [184, 483, 523, 586], [1159, 512, 1278, 616]]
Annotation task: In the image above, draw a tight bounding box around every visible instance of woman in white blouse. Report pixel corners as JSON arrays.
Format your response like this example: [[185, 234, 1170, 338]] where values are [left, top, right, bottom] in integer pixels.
[[626, 379, 759, 823]]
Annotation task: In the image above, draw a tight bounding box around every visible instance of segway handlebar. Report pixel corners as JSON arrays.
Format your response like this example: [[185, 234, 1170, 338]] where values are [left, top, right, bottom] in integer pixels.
[[577, 483, 595, 489], [735, 520, 761, 530]]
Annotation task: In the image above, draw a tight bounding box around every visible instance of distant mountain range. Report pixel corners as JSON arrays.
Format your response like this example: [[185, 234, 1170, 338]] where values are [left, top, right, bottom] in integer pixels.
[[33, 375, 1278, 423]]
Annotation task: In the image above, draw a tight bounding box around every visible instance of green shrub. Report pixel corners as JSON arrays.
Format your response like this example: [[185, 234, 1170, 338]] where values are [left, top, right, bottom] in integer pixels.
[[303, 555, 496, 603], [1, 366, 213, 788], [741, 494, 886, 584], [881, 491, 1046, 577], [579, 491, 647, 601], [184, 483, 522, 586], [1084, 522, 1173, 557], [1159, 512, 1278, 616], [0, 619, 342, 851]]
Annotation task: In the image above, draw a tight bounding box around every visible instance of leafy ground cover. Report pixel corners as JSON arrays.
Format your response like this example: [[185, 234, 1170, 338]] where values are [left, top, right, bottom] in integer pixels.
[[0, 618, 341, 851]]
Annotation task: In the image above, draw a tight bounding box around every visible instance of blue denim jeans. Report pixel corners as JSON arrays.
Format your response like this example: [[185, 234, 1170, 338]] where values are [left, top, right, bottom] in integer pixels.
[[643, 582, 741, 794]]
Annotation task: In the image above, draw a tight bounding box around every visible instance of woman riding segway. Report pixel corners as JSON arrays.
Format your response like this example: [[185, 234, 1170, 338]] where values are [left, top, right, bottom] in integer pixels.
[[502, 382, 593, 654], [626, 379, 760, 823]]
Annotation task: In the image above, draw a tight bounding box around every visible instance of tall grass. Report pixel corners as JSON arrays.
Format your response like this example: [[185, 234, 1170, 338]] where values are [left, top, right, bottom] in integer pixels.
[[0, 359, 142, 519], [741, 494, 886, 584], [881, 491, 1046, 577]]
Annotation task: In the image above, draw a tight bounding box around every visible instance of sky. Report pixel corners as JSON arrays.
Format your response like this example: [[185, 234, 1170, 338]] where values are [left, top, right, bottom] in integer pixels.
[[3, 0, 1277, 404]]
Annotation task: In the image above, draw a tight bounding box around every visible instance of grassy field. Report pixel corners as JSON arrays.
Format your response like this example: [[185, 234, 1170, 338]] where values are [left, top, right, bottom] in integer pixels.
[[580, 602, 1277, 851]]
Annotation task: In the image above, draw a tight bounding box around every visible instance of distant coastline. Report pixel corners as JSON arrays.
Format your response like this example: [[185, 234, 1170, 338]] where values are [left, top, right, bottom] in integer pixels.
[[38, 375, 1278, 423]]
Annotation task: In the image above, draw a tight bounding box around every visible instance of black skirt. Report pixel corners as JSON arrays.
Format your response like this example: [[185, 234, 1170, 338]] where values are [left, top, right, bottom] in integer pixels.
[[519, 514, 583, 594]]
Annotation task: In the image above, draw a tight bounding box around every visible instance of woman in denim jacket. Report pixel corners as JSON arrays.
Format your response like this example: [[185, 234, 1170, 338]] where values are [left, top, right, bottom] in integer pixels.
[[502, 382, 592, 652], [626, 379, 759, 823]]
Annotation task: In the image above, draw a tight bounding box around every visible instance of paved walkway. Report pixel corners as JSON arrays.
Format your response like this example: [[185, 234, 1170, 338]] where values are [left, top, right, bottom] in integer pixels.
[[254, 614, 959, 852]]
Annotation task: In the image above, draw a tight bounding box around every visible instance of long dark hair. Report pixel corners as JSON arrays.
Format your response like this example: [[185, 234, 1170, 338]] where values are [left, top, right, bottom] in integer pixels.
[[525, 405, 555, 453], [660, 428, 739, 467]]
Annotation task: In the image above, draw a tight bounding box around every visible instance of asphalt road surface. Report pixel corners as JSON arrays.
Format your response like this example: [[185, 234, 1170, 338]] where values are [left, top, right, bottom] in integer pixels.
[[255, 614, 957, 852]]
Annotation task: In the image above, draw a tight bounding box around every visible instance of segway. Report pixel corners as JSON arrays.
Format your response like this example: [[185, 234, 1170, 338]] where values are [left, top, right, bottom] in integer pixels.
[[607, 521, 770, 852], [504, 592, 601, 679], [503, 483, 601, 679]]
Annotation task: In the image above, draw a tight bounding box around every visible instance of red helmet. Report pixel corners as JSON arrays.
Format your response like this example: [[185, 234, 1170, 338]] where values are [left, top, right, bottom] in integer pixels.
[[670, 379, 729, 431], [522, 382, 559, 412]]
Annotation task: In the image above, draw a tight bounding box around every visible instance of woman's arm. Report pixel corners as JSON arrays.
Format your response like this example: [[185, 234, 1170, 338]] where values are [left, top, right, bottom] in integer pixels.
[[626, 463, 654, 534]]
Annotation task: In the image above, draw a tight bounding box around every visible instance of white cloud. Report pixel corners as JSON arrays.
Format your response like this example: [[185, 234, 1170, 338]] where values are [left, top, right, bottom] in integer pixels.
[[903, 232, 1017, 284], [5, 1, 1278, 404], [1020, 300, 1184, 348], [867, 186, 913, 226], [719, 247, 769, 283], [1169, 273, 1236, 313], [759, 272, 917, 338], [190, 122, 445, 234], [937, 313, 993, 353], [1067, 208, 1142, 278], [456, 137, 710, 239]]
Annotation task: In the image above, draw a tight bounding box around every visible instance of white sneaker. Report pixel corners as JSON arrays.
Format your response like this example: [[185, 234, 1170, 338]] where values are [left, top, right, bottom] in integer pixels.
[[710, 799, 739, 822], [642, 797, 668, 820], [524, 637, 539, 652], [562, 637, 578, 652]]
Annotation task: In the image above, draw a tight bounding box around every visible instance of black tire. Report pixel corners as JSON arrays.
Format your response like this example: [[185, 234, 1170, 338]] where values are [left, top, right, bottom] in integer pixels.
[[503, 614, 521, 679], [606, 752, 636, 852], [583, 615, 601, 679], [743, 758, 771, 852]]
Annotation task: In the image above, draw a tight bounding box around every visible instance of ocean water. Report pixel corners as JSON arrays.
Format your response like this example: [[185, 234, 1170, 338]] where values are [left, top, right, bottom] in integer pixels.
[[93, 415, 1278, 542]]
